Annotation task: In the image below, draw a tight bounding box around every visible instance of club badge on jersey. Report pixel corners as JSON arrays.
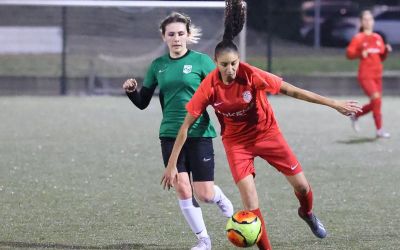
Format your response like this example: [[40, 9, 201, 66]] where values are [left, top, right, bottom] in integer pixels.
[[183, 65, 192, 74], [242, 91, 252, 103]]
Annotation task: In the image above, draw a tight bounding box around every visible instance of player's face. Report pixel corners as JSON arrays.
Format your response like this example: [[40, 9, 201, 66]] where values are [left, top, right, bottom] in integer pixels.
[[361, 12, 374, 32], [215, 51, 240, 84], [162, 22, 189, 57]]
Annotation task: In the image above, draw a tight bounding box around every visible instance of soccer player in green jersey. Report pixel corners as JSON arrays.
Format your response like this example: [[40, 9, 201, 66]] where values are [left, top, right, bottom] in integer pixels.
[[122, 12, 233, 250]]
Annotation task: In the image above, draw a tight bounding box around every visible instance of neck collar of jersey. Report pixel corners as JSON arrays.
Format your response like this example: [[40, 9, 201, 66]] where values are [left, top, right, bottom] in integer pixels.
[[169, 50, 191, 60]]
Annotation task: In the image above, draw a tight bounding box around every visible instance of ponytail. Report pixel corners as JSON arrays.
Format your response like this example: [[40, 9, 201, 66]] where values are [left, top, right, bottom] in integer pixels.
[[215, 0, 246, 57]]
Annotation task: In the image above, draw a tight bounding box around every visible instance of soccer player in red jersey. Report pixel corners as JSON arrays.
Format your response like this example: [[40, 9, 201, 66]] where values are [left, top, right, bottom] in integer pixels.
[[161, 1, 361, 249], [346, 10, 392, 138]]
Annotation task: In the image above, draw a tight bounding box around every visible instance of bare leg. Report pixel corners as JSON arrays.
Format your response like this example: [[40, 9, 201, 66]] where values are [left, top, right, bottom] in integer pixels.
[[193, 181, 234, 217], [236, 175, 272, 250]]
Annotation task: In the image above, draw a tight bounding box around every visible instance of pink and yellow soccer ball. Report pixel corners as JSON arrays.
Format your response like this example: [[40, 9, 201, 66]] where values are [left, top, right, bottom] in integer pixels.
[[226, 210, 262, 248]]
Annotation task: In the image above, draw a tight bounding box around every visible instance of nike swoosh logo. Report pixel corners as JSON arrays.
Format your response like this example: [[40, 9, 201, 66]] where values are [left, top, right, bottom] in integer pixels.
[[290, 163, 298, 170], [158, 69, 166, 73], [214, 102, 223, 106], [203, 157, 211, 162]]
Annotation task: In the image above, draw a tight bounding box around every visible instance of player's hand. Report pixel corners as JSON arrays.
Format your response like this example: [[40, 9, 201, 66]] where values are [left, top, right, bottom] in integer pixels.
[[386, 44, 393, 53], [122, 78, 138, 93], [334, 100, 362, 116], [161, 165, 179, 190], [361, 49, 369, 58]]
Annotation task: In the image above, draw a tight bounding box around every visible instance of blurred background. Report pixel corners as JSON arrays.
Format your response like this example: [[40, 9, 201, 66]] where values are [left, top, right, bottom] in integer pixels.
[[0, 0, 399, 96], [1, 2, 399, 249]]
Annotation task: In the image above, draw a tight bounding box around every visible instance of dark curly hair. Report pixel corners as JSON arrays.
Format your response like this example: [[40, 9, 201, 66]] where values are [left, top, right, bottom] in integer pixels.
[[215, 0, 246, 57]]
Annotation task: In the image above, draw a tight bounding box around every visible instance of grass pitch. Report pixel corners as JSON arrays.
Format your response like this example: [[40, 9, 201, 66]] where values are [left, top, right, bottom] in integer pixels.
[[0, 96, 399, 249]]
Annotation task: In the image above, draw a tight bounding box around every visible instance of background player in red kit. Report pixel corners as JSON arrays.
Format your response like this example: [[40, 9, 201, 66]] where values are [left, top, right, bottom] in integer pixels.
[[346, 10, 392, 138], [161, 1, 362, 249]]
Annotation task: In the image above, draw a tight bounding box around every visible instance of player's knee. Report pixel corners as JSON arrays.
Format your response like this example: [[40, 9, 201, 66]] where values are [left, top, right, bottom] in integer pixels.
[[175, 182, 192, 198], [370, 92, 381, 100], [194, 188, 214, 203], [294, 184, 309, 195], [372, 96, 382, 104]]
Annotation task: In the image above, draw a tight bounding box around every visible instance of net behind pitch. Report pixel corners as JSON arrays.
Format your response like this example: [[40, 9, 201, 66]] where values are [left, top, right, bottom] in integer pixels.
[[0, 2, 229, 95]]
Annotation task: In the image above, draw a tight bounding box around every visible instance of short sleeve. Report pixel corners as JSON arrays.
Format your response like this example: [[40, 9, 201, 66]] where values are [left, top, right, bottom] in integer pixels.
[[250, 66, 282, 95], [201, 55, 216, 78], [143, 61, 158, 89], [186, 74, 214, 118]]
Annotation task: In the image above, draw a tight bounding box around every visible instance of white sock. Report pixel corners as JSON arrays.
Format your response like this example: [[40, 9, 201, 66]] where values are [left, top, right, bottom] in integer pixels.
[[211, 185, 223, 203], [179, 198, 208, 239]]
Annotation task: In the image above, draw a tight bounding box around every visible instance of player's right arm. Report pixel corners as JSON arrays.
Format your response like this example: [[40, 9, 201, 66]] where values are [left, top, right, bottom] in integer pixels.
[[346, 35, 362, 59], [123, 61, 158, 110], [123, 78, 156, 110], [161, 113, 198, 190]]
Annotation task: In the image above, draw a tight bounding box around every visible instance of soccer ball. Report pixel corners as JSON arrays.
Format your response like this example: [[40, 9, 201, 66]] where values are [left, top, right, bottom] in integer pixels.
[[226, 210, 262, 248]]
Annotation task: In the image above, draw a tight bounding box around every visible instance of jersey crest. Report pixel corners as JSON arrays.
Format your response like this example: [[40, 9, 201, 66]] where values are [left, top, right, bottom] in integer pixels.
[[183, 65, 192, 74], [242, 90, 252, 103]]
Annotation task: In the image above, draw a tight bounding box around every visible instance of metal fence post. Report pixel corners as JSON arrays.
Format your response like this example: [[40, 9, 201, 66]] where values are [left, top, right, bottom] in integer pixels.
[[60, 6, 67, 95], [314, 0, 321, 49]]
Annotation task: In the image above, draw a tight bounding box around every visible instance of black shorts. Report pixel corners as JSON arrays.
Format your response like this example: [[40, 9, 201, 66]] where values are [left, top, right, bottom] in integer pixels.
[[160, 137, 215, 182]]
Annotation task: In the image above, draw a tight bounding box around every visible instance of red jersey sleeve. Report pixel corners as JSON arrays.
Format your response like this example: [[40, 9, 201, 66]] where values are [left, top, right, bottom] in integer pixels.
[[250, 65, 282, 94], [346, 34, 362, 59], [377, 35, 389, 61], [380, 46, 389, 61], [186, 72, 214, 118]]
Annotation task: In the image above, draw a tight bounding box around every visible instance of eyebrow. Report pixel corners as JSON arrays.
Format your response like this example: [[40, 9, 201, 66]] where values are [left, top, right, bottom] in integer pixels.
[[220, 58, 239, 64], [167, 30, 186, 34]]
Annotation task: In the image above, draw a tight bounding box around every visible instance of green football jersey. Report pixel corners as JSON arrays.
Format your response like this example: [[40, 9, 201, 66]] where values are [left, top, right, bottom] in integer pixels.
[[143, 50, 217, 138]]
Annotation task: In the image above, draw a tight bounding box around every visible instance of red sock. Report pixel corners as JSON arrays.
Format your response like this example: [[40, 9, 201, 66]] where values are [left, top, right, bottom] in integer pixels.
[[250, 208, 272, 250], [295, 188, 313, 216], [356, 102, 373, 117], [371, 98, 382, 129]]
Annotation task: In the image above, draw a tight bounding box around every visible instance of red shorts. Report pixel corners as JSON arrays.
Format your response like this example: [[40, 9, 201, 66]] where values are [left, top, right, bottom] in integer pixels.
[[223, 132, 302, 183], [358, 77, 382, 97]]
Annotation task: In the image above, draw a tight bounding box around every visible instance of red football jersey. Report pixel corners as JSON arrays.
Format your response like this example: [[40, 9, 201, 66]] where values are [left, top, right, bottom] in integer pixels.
[[346, 32, 387, 78], [186, 62, 282, 148]]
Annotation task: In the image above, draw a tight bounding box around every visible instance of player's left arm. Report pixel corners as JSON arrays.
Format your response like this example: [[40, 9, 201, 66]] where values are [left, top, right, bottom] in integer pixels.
[[279, 81, 362, 116], [379, 36, 392, 61]]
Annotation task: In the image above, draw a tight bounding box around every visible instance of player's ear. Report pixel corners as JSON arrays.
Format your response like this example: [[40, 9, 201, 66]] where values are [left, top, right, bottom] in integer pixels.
[[160, 32, 166, 42]]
